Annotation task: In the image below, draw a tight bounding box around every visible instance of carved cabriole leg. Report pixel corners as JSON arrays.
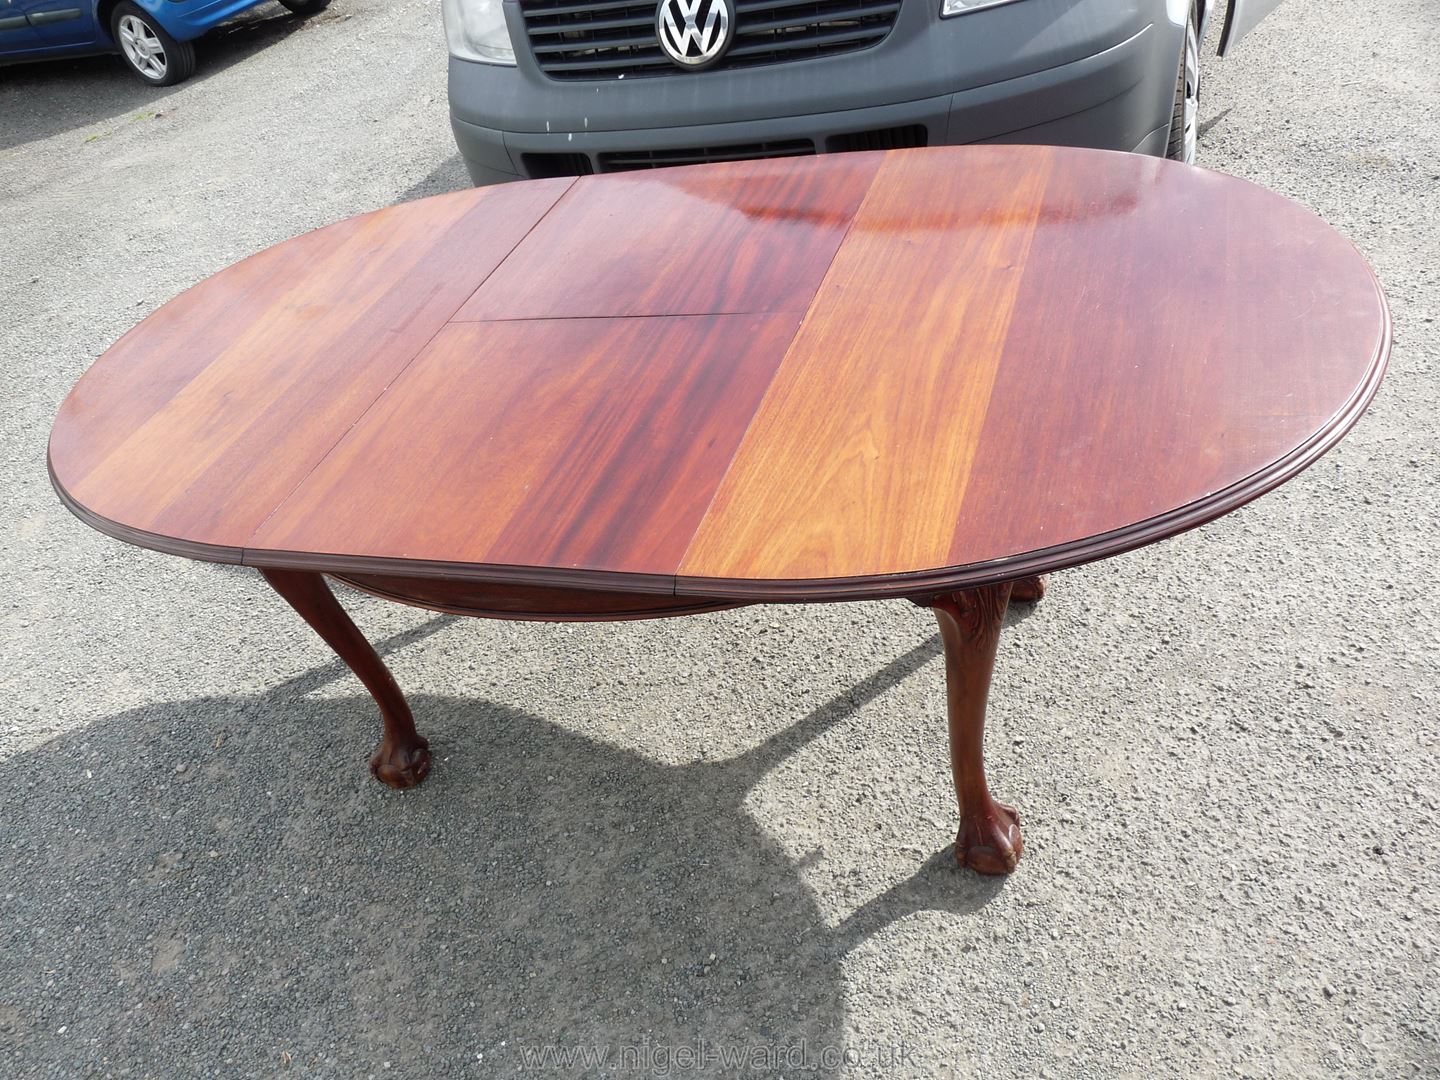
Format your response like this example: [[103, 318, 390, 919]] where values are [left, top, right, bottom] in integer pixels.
[[924, 582, 1023, 875], [261, 568, 432, 790], [1009, 574, 1047, 603]]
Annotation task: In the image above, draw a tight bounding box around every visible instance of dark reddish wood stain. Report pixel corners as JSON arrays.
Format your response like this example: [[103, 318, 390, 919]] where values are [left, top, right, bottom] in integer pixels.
[[923, 584, 1024, 875], [48, 220, 349, 490], [946, 154, 1391, 569], [1009, 575, 1046, 604], [677, 148, 1056, 584], [453, 153, 881, 320], [49, 181, 574, 552], [50, 146, 1390, 600], [48, 147, 1391, 870], [247, 313, 802, 576], [262, 569, 432, 788]]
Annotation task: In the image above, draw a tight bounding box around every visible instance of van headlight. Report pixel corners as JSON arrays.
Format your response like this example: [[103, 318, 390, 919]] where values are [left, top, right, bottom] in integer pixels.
[[442, 0, 516, 65]]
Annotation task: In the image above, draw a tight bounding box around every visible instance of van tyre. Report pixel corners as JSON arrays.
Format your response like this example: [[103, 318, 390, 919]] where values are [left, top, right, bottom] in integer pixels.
[[1167, 6, 1199, 162]]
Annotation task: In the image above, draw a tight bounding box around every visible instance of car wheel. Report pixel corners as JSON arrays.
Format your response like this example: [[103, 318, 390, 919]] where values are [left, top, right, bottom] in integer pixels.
[[1166, 7, 1199, 163], [111, 2, 195, 86], [278, 0, 332, 13]]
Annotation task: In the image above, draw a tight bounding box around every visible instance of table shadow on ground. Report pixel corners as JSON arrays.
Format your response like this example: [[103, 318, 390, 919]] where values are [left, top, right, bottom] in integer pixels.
[[0, 615, 1014, 1075]]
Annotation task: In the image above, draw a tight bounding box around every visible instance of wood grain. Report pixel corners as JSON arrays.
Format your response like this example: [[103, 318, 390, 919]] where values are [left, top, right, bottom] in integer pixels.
[[943, 152, 1392, 569], [677, 146, 1054, 584], [246, 314, 802, 578], [926, 583, 1024, 875], [49, 147, 1391, 602], [49, 181, 573, 553], [453, 153, 881, 320], [262, 569, 431, 789]]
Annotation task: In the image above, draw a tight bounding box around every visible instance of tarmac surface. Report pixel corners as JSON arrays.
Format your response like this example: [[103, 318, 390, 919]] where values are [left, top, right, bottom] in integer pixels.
[[1, 0, 1436, 1076]]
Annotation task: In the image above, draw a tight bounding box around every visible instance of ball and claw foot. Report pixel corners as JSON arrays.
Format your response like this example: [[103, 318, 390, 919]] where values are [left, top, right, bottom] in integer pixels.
[[369, 735, 432, 790], [956, 800, 1024, 875], [1009, 575, 1047, 604]]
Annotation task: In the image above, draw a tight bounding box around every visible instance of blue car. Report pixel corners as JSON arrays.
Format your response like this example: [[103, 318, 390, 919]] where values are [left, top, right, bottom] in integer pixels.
[[0, 0, 330, 85]]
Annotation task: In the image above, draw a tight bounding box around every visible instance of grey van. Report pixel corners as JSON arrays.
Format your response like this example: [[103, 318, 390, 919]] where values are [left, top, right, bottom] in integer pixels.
[[444, 0, 1282, 183]]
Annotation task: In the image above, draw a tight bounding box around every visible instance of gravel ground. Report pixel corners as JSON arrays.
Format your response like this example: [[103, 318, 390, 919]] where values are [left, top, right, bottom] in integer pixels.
[[1, 1, 1436, 1077]]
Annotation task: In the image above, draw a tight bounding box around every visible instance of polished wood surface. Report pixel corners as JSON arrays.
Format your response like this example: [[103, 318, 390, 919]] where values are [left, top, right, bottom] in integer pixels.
[[455, 152, 879, 320], [923, 584, 1023, 875], [49, 147, 1389, 600], [261, 569, 432, 789], [1009, 575, 1047, 604], [678, 151, 1053, 585], [51, 180, 572, 558], [248, 314, 801, 583], [50, 147, 1391, 876]]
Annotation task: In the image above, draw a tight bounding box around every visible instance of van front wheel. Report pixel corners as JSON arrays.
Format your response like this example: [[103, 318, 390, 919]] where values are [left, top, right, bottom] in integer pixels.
[[1167, 9, 1200, 163]]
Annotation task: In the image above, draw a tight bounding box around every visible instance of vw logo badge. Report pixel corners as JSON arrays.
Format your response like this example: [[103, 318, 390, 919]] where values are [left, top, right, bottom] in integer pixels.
[[656, 0, 734, 70]]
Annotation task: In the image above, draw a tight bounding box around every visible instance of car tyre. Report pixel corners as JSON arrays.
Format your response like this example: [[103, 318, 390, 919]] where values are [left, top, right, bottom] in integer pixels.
[[1166, 6, 1199, 163], [278, 0, 332, 13], [111, 2, 196, 86]]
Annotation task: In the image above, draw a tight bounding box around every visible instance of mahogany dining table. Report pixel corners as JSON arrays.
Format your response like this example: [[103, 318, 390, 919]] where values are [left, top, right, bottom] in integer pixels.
[[48, 146, 1389, 875]]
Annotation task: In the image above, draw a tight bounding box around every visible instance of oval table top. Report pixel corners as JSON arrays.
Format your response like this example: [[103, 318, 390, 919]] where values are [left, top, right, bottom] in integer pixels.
[[49, 146, 1389, 602]]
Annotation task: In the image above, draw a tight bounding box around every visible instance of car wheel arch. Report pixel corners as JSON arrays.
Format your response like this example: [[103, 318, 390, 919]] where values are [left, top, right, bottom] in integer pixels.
[[94, 0, 166, 44], [94, 0, 123, 43]]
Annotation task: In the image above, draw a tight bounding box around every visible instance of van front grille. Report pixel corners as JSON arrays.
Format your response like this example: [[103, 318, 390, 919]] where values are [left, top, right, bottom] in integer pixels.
[[520, 0, 901, 81], [597, 138, 814, 170]]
